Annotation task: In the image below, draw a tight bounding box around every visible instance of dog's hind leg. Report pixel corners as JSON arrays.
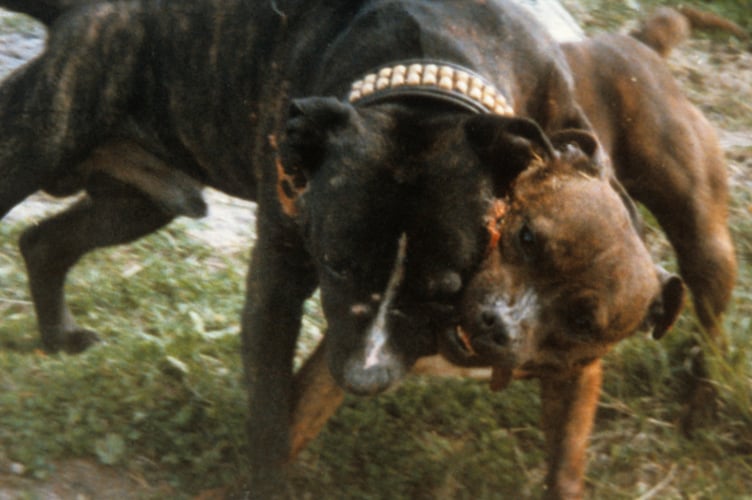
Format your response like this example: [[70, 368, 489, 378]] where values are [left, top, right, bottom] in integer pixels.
[[0, 8, 147, 220], [17, 138, 205, 353], [621, 121, 737, 339], [617, 108, 737, 433], [19, 175, 177, 353], [643, 176, 736, 433]]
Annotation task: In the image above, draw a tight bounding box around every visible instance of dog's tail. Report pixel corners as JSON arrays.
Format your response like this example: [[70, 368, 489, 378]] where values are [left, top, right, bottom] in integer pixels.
[[0, 0, 97, 26], [631, 6, 748, 57]]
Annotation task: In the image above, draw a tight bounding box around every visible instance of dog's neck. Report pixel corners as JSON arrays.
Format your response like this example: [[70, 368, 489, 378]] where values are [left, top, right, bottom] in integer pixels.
[[347, 60, 514, 116]]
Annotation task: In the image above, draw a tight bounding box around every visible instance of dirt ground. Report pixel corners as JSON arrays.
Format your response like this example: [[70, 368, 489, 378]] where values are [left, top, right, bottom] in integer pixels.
[[0, 4, 750, 499]]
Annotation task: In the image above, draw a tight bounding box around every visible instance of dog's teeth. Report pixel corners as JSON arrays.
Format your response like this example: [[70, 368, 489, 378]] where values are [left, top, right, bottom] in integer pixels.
[[456, 326, 477, 355]]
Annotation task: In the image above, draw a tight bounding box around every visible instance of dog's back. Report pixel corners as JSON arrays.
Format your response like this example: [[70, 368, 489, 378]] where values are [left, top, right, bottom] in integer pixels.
[[0, 0, 101, 25]]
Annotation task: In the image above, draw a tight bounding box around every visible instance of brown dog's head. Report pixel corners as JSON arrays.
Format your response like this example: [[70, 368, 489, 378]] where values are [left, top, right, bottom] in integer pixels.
[[444, 121, 685, 388]]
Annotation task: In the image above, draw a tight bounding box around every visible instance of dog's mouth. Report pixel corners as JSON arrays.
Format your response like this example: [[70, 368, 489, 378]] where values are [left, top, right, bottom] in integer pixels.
[[437, 325, 493, 367], [456, 326, 477, 355], [439, 325, 523, 392]]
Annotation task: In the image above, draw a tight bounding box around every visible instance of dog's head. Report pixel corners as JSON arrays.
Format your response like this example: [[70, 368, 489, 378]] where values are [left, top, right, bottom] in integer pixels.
[[443, 120, 685, 388], [280, 97, 568, 395]]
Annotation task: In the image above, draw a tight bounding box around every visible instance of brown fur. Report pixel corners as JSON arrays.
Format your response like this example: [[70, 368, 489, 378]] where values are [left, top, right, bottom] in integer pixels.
[[631, 6, 748, 57], [472, 7, 739, 495]]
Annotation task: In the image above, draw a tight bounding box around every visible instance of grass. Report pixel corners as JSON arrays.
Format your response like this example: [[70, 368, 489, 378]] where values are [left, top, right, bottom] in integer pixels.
[[0, 198, 750, 496], [1, 1, 751, 498]]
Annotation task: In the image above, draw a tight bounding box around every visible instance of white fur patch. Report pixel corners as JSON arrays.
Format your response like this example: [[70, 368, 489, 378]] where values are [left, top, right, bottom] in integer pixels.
[[363, 234, 407, 369], [492, 289, 540, 343]]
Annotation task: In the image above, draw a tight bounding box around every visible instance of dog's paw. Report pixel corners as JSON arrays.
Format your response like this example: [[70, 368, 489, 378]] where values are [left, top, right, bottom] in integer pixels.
[[679, 347, 719, 436], [680, 376, 719, 437], [60, 329, 102, 354]]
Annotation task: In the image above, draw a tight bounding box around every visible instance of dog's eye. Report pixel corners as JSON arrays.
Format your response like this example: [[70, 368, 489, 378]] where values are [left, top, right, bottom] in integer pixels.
[[564, 296, 603, 340], [516, 223, 537, 260], [567, 316, 598, 343], [572, 316, 594, 334], [322, 254, 352, 281]]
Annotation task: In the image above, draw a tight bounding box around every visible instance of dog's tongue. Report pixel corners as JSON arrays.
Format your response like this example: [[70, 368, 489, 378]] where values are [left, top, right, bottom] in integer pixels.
[[490, 365, 512, 392]]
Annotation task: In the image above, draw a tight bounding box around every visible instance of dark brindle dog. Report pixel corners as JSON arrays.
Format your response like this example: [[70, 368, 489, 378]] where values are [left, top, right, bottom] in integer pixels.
[[0, 0, 699, 498]]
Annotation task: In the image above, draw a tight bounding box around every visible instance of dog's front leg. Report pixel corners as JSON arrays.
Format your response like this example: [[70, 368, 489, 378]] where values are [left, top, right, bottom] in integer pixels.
[[240, 230, 316, 499], [289, 337, 345, 460], [539, 360, 603, 500]]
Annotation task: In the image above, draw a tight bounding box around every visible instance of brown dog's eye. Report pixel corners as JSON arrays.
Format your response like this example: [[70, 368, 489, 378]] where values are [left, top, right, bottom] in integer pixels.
[[516, 223, 537, 260], [572, 316, 594, 334], [566, 297, 602, 340], [568, 316, 599, 343]]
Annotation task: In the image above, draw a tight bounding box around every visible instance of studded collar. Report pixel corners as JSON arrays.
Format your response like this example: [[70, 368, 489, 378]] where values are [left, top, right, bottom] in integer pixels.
[[347, 60, 514, 116]]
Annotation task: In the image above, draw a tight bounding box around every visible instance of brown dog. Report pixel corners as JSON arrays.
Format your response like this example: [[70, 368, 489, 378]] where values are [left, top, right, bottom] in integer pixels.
[[452, 7, 740, 498], [454, 131, 685, 498]]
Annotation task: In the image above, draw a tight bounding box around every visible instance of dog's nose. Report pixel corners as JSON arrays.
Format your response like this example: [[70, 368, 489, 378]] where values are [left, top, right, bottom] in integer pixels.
[[478, 306, 509, 346], [342, 355, 403, 396]]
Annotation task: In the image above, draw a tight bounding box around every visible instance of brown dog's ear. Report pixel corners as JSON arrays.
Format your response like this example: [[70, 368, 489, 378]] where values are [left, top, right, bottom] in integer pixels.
[[284, 97, 356, 177], [549, 129, 598, 156], [648, 267, 685, 339], [465, 115, 556, 195], [549, 128, 606, 177]]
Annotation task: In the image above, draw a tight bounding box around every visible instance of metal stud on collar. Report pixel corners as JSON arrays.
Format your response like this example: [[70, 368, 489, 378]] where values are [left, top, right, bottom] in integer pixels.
[[348, 61, 514, 116]]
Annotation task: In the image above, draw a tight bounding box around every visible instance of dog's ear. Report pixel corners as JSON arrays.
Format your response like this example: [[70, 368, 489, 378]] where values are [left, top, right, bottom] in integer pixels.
[[609, 176, 644, 236], [647, 267, 685, 340], [465, 115, 555, 195], [549, 129, 598, 156], [277, 97, 356, 217], [284, 96, 356, 177], [549, 129, 607, 177]]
